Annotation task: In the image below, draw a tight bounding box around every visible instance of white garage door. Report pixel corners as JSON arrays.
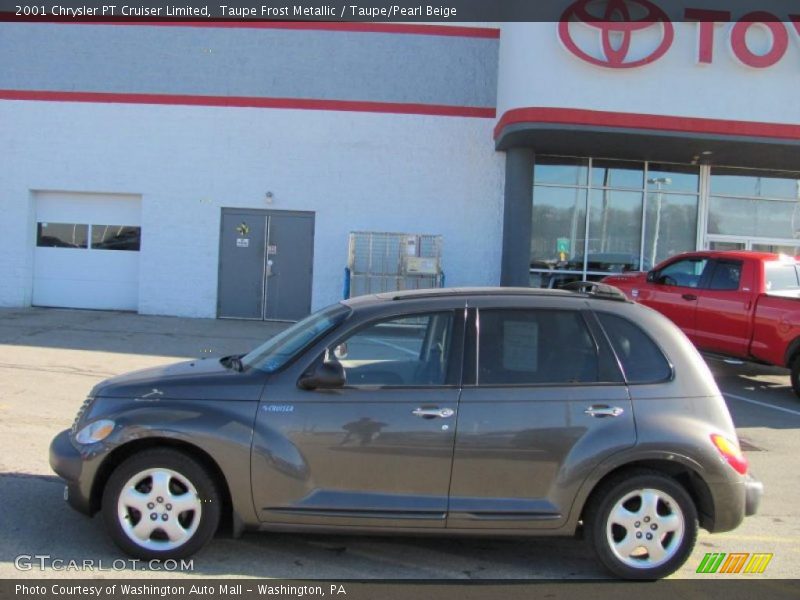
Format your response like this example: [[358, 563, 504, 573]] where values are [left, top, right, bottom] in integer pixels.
[[33, 192, 142, 311]]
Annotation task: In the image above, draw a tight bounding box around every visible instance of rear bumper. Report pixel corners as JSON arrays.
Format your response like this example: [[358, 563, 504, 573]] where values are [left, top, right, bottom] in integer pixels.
[[707, 471, 763, 532], [744, 473, 763, 517]]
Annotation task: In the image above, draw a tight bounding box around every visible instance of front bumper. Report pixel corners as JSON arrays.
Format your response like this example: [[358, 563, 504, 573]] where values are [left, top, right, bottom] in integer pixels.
[[49, 429, 94, 515]]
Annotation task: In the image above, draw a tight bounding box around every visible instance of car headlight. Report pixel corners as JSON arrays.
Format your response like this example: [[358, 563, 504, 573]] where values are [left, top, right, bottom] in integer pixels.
[[75, 419, 115, 445]]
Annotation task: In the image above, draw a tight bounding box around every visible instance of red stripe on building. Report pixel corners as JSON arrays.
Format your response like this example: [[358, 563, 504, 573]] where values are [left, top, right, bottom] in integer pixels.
[[0, 89, 496, 118], [494, 107, 800, 141]]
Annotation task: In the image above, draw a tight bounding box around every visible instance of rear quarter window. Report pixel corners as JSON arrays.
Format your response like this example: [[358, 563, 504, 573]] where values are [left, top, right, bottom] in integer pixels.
[[596, 312, 672, 384], [765, 263, 800, 291], [478, 309, 601, 385]]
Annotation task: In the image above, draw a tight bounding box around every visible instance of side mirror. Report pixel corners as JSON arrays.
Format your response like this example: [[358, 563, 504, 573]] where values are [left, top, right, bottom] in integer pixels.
[[298, 357, 346, 391], [646, 270, 657, 283]]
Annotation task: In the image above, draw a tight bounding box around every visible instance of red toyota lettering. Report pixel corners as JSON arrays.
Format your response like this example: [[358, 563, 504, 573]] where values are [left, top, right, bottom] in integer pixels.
[[730, 12, 788, 68], [684, 8, 730, 64]]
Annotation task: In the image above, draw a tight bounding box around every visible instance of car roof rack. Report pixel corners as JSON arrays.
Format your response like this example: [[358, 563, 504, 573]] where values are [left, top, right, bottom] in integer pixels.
[[383, 287, 574, 301], [560, 281, 629, 302]]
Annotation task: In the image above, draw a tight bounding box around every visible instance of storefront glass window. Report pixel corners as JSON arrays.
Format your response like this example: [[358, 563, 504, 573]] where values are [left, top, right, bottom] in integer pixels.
[[708, 241, 746, 252], [591, 160, 644, 189], [708, 196, 797, 239], [530, 157, 699, 288], [587, 189, 643, 271], [752, 243, 800, 256], [707, 168, 800, 247], [646, 163, 700, 193], [710, 168, 800, 199], [534, 156, 589, 186], [530, 186, 586, 268], [644, 193, 698, 267]]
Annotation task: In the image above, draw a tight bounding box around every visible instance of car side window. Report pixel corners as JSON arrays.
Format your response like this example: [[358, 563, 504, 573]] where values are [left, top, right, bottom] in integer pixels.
[[656, 258, 709, 288], [596, 313, 672, 384], [477, 309, 600, 385], [335, 312, 454, 387], [708, 260, 743, 291]]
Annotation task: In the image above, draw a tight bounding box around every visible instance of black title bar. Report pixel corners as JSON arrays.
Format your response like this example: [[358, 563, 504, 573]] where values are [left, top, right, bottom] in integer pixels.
[[3, 0, 800, 22], [2, 580, 800, 600]]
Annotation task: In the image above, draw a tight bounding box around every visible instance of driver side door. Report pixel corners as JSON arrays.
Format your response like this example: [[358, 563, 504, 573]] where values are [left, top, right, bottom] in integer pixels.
[[250, 308, 464, 529], [639, 256, 711, 341]]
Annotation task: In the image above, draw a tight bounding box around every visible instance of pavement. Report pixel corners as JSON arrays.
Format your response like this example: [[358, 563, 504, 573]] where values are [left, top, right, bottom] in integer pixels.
[[0, 306, 798, 580]]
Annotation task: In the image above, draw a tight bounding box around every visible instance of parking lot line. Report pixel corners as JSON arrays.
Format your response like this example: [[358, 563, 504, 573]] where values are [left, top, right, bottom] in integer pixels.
[[723, 392, 800, 418]]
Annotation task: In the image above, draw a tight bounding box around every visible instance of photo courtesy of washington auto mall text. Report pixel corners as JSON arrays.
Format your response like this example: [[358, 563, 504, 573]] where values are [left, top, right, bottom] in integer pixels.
[[13, 583, 347, 598], [3, 0, 800, 599]]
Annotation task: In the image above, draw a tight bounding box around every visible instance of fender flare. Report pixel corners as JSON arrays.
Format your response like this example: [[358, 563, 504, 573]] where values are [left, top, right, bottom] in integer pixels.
[[564, 448, 706, 531]]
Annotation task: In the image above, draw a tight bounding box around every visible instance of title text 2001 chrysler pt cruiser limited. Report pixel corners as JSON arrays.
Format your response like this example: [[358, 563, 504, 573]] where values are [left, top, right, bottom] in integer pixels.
[[50, 286, 762, 579]]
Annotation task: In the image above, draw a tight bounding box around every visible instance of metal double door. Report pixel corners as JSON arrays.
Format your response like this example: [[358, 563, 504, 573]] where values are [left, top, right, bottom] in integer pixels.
[[218, 209, 314, 321]]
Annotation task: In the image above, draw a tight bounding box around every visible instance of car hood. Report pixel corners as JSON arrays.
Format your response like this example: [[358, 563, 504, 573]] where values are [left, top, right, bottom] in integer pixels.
[[92, 357, 266, 401]]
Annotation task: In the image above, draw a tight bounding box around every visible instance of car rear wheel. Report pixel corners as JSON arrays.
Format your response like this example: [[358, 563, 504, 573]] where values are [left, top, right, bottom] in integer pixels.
[[790, 355, 800, 399], [102, 448, 220, 559], [585, 470, 698, 579]]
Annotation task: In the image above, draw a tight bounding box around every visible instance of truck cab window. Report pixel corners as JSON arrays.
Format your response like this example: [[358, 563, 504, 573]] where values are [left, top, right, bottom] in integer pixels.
[[657, 258, 709, 288], [708, 261, 742, 291]]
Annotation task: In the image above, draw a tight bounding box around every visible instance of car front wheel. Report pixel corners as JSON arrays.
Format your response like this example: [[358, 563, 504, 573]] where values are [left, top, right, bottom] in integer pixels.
[[102, 448, 220, 559], [585, 470, 698, 579]]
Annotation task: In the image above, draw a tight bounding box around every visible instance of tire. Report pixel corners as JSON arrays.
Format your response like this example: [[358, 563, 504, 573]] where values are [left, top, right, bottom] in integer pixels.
[[101, 448, 221, 560], [791, 355, 800, 400], [585, 470, 698, 580]]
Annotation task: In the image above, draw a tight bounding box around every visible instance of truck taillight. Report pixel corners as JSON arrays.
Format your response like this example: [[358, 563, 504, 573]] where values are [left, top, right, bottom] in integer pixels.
[[711, 433, 748, 475]]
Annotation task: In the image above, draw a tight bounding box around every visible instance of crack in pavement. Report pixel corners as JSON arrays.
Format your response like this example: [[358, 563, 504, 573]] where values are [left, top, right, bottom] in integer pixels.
[[0, 362, 117, 379]]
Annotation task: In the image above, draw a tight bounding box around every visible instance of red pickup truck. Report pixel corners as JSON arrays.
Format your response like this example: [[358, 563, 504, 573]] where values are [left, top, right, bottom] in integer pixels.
[[603, 251, 800, 398]]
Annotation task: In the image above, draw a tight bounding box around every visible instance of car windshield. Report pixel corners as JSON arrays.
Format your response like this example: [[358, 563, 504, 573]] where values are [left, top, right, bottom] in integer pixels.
[[241, 303, 351, 373]]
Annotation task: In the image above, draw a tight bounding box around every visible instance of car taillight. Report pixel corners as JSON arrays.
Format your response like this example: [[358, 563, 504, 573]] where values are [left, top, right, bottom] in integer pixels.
[[711, 433, 748, 475]]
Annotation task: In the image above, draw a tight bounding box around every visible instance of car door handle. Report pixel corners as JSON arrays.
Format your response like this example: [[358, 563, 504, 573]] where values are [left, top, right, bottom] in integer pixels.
[[682, 293, 697, 301], [584, 405, 625, 418], [412, 407, 455, 419]]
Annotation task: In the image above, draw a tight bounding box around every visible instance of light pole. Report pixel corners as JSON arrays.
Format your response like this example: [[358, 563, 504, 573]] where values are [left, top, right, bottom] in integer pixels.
[[647, 177, 671, 268], [793, 180, 800, 245]]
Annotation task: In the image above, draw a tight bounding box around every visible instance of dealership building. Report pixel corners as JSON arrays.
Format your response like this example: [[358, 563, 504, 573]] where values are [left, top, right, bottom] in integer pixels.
[[2, 9, 800, 320]]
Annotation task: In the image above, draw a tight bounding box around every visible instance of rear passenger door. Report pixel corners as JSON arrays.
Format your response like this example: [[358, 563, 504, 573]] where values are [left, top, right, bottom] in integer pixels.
[[447, 299, 635, 530], [694, 259, 753, 356]]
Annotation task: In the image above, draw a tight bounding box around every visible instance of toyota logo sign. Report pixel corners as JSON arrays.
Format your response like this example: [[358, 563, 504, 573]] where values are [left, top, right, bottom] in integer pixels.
[[559, 0, 674, 68]]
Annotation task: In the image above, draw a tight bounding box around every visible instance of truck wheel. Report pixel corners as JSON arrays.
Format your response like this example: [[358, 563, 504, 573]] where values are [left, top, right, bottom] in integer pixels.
[[585, 470, 698, 579], [102, 448, 220, 559], [791, 355, 800, 400]]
